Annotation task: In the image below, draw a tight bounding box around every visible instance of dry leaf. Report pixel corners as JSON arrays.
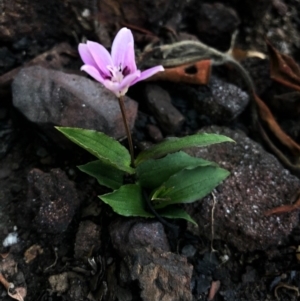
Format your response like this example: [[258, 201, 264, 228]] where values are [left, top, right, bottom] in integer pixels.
[[0, 273, 26, 301], [208, 280, 221, 301], [149, 60, 211, 85], [8, 286, 26, 301], [24, 244, 43, 264], [254, 93, 300, 156], [267, 40, 300, 91], [230, 48, 266, 61]]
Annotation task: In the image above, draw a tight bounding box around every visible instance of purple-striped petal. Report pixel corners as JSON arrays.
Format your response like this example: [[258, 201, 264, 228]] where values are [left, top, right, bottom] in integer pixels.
[[86, 41, 112, 77], [124, 42, 137, 74], [78, 44, 98, 70], [119, 70, 141, 91], [132, 65, 164, 85], [80, 65, 105, 84], [111, 28, 134, 68], [102, 80, 124, 97]]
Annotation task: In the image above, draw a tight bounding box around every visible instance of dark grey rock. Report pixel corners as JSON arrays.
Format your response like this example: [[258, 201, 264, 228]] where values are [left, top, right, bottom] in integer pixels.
[[74, 220, 101, 259], [12, 66, 138, 140], [185, 126, 300, 252], [192, 76, 249, 124], [147, 124, 164, 142], [26, 168, 79, 233], [109, 218, 170, 256], [120, 247, 193, 301], [145, 84, 185, 134]]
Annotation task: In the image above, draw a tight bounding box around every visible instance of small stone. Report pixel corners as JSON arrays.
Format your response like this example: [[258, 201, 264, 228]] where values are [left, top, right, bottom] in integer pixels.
[[181, 244, 197, 258], [145, 84, 185, 134], [26, 168, 79, 233], [147, 124, 164, 142], [109, 218, 170, 256], [36, 147, 48, 158], [74, 220, 101, 259], [48, 272, 69, 293]]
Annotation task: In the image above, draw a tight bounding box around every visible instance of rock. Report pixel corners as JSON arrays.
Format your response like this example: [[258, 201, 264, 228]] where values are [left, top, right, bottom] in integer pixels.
[[109, 218, 170, 256], [48, 272, 69, 293], [185, 126, 300, 252], [74, 220, 101, 259], [12, 66, 138, 141], [0, 0, 92, 42], [147, 124, 164, 142], [190, 76, 249, 124], [190, 3, 240, 50], [120, 247, 193, 301], [26, 168, 79, 233], [144, 84, 185, 134], [110, 219, 192, 300]]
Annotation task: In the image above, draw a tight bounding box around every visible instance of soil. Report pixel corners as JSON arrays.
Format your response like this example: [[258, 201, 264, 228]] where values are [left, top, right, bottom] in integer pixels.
[[1, 1, 300, 301]]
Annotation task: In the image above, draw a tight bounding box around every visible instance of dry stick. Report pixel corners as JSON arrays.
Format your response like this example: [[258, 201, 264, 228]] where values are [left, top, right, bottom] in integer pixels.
[[211, 192, 217, 253], [118, 96, 135, 168]]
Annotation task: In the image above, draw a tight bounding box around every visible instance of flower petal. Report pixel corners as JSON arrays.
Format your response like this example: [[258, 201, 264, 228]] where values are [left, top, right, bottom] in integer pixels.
[[78, 44, 98, 69], [111, 28, 134, 68], [119, 70, 141, 91], [124, 42, 137, 74], [132, 65, 164, 85], [86, 41, 112, 76], [103, 70, 141, 97], [80, 65, 105, 84]]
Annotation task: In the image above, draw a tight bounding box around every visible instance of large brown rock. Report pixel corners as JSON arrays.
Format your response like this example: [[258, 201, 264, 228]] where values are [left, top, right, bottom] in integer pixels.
[[120, 247, 193, 301], [185, 126, 300, 252]]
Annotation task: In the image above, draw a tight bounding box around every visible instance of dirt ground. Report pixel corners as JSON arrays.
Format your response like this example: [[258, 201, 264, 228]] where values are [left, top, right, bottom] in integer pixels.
[[2, 0, 300, 300]]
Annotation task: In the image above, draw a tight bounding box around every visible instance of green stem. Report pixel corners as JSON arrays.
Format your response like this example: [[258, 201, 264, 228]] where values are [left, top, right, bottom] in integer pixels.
[[118, 96, 135, 168]]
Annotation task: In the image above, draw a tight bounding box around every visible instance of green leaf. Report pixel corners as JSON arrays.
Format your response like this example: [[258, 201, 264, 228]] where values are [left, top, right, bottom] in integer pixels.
[[135, 133, 234, 165], [152, 166, 230, 209], [159, 206, 197, 225], [56, 127, 134, 174], [99, 184, 198, 224], [78, 160, 124, 190], [136, 151, 216, 188], [99, 184, 154, 218]]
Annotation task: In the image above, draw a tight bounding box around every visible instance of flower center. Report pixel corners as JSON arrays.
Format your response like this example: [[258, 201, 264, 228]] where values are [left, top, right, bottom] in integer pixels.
[[107, 65, 127, 83]]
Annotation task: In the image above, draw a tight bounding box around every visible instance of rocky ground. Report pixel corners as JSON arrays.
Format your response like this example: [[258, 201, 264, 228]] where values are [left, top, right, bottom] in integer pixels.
[[1, 0, 300, 300]]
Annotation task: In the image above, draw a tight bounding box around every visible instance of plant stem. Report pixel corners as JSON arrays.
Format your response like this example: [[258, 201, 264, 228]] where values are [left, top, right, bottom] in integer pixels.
[[118, 96, 135, 167]]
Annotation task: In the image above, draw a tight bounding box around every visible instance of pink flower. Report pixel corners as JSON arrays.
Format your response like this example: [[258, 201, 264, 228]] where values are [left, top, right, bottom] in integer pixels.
[[78, 27, 164, 97]]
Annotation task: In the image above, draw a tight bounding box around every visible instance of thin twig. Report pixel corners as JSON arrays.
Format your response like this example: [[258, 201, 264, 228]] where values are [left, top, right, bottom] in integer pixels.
[[44, 247, 58, 272], [211, 192, 217, 253], [118, 96, 135, 167]]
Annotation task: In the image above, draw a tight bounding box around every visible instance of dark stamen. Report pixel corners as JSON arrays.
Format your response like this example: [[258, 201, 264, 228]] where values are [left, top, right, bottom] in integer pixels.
[[122, 66, 130, 76]]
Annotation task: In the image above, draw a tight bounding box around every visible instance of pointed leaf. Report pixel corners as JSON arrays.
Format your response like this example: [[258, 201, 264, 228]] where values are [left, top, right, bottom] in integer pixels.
[[99, 184, 153, 217], [100, 184, 199, 224], [56, 127, 134, 174], [159, 206, 197, 225], [135, 133, 234, 165], [78, 160, 124, 190], [136, 151, 216, 188], [152, 166, 230, 209]]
